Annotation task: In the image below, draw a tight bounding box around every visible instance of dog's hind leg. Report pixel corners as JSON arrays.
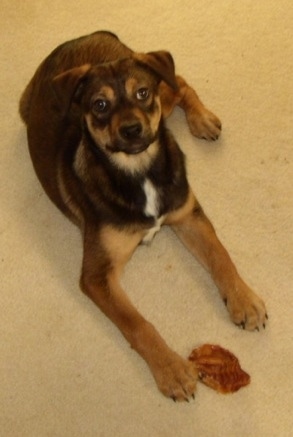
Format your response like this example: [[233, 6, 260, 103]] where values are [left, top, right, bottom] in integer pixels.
[[80, 225, 198, 402], [160, 76, 222, 141]]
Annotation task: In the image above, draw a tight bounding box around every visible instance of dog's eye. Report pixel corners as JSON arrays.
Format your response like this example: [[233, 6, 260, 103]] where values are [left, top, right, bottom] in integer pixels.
[[92, 99, 110, 113], [136, 88, 149, 101]]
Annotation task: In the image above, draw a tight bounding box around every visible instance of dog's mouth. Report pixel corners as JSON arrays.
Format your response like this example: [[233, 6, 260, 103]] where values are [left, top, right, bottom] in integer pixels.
[[106, 121, 159, 155], [116, 142, 150, 155], [106, 136, 156, 155]]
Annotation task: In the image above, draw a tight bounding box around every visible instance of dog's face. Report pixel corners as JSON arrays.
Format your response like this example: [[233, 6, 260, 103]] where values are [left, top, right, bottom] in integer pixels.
[[83, 59, 162, 156], [53, 52, 177, 171]]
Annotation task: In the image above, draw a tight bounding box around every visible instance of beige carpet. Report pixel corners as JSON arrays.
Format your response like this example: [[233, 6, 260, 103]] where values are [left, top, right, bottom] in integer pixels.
[[1, 1, 292, 436]]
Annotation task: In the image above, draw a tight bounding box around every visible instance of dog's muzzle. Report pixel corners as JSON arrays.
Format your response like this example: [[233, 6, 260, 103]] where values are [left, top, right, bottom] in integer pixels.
[[119, 122, 143, 141], [110, 121, 155, 155]]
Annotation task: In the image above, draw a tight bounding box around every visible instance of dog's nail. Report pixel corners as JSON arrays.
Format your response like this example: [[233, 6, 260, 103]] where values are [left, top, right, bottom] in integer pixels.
[[263, 323, 266, 329], [236, 321, 245, 330], [255, 326, 259, 332], [223, 298, 227, 306], [171, 396, 176, 403], [185, 397, 189, 403], [192, 393, 195, 400], [265, 313, 269, 320]]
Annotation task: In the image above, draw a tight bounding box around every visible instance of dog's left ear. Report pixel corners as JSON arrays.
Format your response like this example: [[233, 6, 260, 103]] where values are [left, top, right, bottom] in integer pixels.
[[134, 51, 178, 91], [52, 64, 91, 115]]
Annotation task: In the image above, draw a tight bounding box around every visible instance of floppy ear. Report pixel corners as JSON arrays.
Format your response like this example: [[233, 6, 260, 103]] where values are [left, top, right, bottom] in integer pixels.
[[52, 64, 91, 114], [134, 51, 178, 91]]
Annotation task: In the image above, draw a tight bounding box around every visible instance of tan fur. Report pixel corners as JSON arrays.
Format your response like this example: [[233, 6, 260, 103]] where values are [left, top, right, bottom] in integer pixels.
[[149, 96, 162, 134], [166, 189, 267, 330], [125, 77, 139, 97], [98, 85, 116, 101], [85, 115, 112, 149]]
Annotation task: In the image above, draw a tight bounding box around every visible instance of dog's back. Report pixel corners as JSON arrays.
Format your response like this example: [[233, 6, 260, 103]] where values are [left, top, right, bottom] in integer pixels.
[[19, 31, 131, 125]]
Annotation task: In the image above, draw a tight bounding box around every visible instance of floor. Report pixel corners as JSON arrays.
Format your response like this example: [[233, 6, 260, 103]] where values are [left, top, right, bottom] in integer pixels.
[[1, 1, 292, 436]]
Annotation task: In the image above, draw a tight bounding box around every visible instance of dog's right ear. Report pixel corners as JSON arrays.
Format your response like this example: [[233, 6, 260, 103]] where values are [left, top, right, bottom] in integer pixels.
[[52, 64, 91, 115]]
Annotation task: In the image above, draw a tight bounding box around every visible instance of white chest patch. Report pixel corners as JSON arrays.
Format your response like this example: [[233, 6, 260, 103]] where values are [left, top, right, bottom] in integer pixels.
[[142, 179, 164, 244], [143, 179, 159, 218]]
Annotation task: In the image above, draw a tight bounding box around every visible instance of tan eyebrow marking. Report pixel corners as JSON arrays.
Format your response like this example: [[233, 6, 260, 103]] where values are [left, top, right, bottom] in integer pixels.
[[98, 86, 116, 101], [125, 78, 138, 98]]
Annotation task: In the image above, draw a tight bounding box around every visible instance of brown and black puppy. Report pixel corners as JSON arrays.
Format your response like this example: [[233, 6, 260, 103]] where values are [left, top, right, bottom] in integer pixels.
[[19, 30, 267, 402]]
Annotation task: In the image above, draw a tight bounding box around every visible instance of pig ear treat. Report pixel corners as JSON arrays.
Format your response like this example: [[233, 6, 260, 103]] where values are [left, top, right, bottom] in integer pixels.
[[188, 344, 250, 394]]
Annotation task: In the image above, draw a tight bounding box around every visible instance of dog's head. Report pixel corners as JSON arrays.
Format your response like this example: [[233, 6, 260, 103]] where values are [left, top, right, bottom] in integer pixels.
[[53, 52, 177, 161]]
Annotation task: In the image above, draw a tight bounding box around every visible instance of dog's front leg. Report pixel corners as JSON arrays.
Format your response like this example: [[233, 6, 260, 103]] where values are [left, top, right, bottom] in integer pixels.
[[160, 76, 222, 141], [166, 190, 268, 331], [80, 225, 197, 401]]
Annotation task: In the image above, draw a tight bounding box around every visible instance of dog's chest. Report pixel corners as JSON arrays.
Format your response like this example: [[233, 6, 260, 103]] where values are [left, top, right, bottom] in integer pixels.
[[142, 179, 164, 244], [143, 179, 159, 217]]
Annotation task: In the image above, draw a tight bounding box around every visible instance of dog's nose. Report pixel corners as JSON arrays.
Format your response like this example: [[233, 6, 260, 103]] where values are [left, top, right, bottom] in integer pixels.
[[119, 122, 142, 140]]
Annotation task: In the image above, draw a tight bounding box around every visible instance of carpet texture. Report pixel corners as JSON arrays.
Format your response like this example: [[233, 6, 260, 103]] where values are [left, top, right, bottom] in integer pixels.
[[1, 1, 292, 436]]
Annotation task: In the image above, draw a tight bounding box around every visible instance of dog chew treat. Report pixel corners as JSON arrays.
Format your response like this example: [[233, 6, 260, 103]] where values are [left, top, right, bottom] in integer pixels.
[[188, 344, 250, 393]]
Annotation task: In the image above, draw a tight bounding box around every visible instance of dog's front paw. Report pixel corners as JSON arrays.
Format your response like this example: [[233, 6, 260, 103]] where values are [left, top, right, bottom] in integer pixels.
[[187, 107, 222, 141], [224, 280, 268, 331], [151, 351, 198, 402]]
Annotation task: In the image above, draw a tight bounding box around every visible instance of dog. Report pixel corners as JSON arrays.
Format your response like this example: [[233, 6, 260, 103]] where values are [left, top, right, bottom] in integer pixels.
[[19, 30, 267, 402]]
